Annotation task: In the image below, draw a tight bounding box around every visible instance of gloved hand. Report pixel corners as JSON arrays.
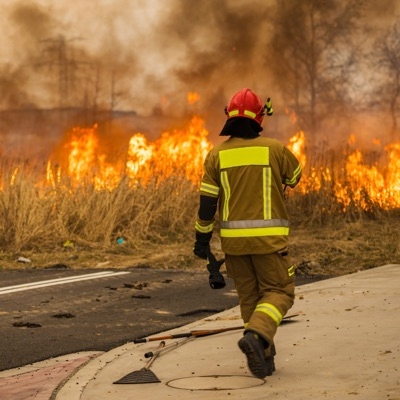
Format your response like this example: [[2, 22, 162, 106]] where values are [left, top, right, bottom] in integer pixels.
[[265, 98, 273, 116], [193, 231, 212, 260], [206, 251, 226, 289]]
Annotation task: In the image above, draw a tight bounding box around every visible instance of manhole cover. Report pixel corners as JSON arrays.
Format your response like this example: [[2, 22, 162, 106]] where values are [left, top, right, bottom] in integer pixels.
[[166, 375, 265, 391]]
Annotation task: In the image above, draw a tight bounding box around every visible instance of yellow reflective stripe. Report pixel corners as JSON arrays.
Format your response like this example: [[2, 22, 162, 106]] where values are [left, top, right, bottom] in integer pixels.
[[255, 303, 283, 326], [219, 147, 269, 169], [263, 167, 271, 219], [200, 182, 219, 196], [220, 219, 289, 229], [285, 164, 302, 185], [263, 167, 267, 220], [220, 171, 230, 221], [195, 221, 214, 233], [228, 110, 239, 117], [288, 265, 295, 277], [220, 226, 289, 237], [244, 322, 249, 328], [228, 110, 258, 119], [244, 110, 256, 119]]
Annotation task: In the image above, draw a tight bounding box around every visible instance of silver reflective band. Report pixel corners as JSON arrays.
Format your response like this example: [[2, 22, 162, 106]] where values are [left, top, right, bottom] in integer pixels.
[[219, 219, 289, 229]]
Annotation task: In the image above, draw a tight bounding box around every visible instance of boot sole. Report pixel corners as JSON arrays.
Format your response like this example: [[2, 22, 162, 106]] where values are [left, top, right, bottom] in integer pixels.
[[265, 356, 275, 376]]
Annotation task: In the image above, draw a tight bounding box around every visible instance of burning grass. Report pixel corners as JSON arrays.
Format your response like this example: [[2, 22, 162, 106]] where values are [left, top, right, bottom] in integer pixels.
[[0, 117, 399, 275]]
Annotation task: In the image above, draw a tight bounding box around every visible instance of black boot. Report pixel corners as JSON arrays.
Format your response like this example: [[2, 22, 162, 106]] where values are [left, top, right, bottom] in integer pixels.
[[238, 332, 269, 379]]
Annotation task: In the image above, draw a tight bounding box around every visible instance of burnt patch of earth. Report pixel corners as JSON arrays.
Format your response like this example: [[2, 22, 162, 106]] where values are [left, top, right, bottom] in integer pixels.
[[52, 313, 75, 319], [12, 322, 42, 328]]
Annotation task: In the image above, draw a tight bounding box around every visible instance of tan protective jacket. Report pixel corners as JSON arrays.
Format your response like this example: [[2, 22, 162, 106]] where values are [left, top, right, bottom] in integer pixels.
[[196, 136, 302, 255]]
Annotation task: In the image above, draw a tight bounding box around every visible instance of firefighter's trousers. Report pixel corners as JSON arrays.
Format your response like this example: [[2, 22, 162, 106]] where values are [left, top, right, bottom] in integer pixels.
[[225, 252, 295, 351]]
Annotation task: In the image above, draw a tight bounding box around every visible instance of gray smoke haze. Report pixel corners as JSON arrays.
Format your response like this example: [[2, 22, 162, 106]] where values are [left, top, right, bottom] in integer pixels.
[[2, 1, 400, 107], [1, 0, 400, 148], [0, 0, 275, 119]]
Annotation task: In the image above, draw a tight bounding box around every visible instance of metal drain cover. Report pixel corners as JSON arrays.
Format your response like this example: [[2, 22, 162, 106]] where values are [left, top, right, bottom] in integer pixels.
[[166, 375, 265, 390]]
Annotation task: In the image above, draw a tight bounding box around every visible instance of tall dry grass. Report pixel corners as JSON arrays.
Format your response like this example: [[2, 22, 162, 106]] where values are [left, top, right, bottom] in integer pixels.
[[0, 152, 399, 255], [0, 162, 199, 253]]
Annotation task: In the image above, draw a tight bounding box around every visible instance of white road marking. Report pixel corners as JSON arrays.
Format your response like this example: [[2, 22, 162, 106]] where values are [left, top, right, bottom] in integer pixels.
[[0, 271, 130, 295]]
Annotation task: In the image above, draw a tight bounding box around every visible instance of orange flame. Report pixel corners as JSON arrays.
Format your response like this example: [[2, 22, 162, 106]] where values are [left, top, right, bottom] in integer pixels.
[[47, 124, 124, 190], [126, 133, 154, 177], [287, 131, 306, 167], [15, 115, 400, 213], [287, 129, 400, 210], [126, 115, 211, 185], [187, 92, 200, 105], [46, 116, 211, 190]]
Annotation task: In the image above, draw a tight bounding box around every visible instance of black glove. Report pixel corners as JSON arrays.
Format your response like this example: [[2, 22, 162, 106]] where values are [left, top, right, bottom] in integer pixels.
[[193, 231, 212, 260], [206, 251, 226, 289]]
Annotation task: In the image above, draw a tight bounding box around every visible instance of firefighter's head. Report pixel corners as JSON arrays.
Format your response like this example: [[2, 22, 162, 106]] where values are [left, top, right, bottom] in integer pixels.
[[224, 88, 273, 126]]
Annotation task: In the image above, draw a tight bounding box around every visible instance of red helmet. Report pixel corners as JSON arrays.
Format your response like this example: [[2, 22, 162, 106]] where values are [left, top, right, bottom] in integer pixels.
[[224, 88, 272, 125]]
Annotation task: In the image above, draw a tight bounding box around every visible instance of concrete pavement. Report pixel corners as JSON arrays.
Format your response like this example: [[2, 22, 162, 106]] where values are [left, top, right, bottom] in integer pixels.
[[1, 264, 399, 400]]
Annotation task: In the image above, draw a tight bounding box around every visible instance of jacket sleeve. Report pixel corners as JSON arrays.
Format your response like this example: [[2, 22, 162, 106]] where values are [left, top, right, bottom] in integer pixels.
[[282, 147, 302, 188], [195, 151, 219, 235]]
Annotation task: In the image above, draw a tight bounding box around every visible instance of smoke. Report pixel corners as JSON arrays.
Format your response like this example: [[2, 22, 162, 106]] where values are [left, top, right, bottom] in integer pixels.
[[1, 0, 400, 148], [0, 0, 276, 117]]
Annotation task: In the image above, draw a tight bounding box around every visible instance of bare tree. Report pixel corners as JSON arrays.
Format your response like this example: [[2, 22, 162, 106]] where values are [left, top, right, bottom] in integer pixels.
[[268, 0, 367, 143]]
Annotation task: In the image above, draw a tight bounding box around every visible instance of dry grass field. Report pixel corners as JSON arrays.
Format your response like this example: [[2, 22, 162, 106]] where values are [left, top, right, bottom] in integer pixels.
[[0, 118, 399, 276], [0, 167, 398, 277]]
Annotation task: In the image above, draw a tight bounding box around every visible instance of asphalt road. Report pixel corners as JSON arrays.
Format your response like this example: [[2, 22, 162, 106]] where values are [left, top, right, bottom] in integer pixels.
[[0, 267, 317, 372], [0, 267, 239, 371]]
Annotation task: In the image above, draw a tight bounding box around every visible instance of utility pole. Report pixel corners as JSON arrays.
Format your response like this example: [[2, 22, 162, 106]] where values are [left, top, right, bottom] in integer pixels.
[[39, 35, 88, 109]]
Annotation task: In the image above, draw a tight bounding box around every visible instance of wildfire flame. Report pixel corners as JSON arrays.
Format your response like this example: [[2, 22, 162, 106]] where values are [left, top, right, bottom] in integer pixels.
[[3, 95, 400, 214], [125, 115, 211, 186], [288, 131, 306, 167], [288, 130, 400, 210], [46, 124, 124, 190], [46, 115, 211, 190], [187, 92, 200, 105]]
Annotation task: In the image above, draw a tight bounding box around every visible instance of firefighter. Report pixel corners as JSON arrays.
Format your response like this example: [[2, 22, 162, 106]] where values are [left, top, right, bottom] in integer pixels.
[[193, 88, 302, 379]]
